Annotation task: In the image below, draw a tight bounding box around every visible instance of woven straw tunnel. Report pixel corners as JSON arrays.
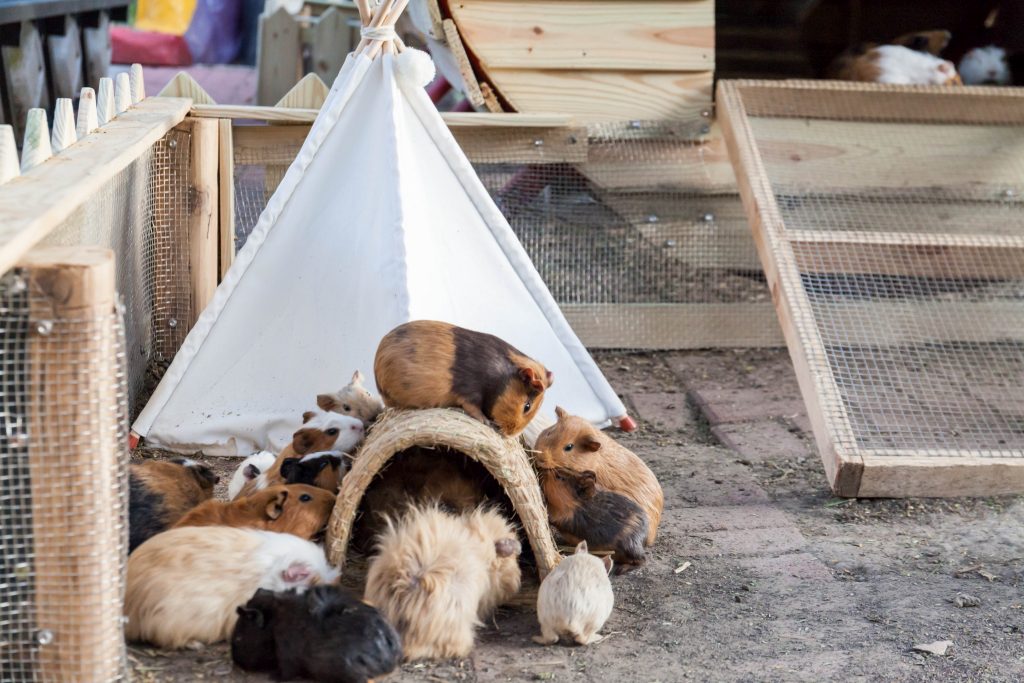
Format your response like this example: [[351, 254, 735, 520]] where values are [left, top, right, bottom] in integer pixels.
[[326, 408, 562, 577]]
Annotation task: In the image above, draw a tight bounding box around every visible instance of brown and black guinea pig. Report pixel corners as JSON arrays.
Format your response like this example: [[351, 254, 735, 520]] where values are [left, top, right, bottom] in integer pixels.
[[374, 320, 552, 437], [539, 467, 648, 572], [280, 451, 349, 493], [173, 484, 336, 541], [129, 457, 218, 553], [535, 407, 663, 546]]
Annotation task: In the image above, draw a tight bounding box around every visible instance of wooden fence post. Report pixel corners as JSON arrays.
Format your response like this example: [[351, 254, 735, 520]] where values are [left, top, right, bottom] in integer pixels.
[[45, 15, 83, 99], [2, 21, 49, 141], [83, 11, 112, 91], [218, 119, 235, 279], [256, 7, 302, 105], [23, 245, 124, 682], [189, 118, 220, 323]]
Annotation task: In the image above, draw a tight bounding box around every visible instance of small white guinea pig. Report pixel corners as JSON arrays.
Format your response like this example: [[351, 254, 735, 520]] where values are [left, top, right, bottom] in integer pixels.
[[533, 541, 614, 647], [228, 451, 277, 500], [959, 46, 1011, 85], [125, 526, 339, 649]]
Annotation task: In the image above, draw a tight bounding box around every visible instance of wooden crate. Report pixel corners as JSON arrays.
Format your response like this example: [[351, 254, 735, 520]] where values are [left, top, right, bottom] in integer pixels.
[[717, 79, 1024, 498]]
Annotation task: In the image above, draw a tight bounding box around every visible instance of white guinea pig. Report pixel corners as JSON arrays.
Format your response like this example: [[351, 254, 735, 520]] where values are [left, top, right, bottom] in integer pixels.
[[959, 46, 1011, 85], [228, 450, 277, 500], [125, 526, 339, 649], [533, 541, 614, 647]]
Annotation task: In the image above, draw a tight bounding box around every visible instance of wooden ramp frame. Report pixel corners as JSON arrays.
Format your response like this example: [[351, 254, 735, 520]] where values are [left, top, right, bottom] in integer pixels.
[[717, 80, 1024, 498]]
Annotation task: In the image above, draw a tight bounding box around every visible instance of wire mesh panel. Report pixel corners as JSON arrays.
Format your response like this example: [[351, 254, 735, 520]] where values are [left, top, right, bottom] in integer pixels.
[[718, 80, 1024, 497], [0, 251, 128, 682], [231, 120, 782, 350]]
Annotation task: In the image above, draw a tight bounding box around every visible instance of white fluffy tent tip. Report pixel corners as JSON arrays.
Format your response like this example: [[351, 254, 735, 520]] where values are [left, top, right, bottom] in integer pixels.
[[132, 0, 633, 455]]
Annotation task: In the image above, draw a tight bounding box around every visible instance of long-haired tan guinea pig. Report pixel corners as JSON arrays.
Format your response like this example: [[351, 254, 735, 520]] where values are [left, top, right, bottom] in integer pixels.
[[174, 484, 336, 540], [129, 457, 218, 553], [539, 467, 648, 571], [317, 370, 385, 427], [235, 408, 364, 500], [536, 407, 663, 546], [125, 526, 339, 649], [374, 320, 552, 437], [364, 505, 522, 660], [534, 540, 614, 646]]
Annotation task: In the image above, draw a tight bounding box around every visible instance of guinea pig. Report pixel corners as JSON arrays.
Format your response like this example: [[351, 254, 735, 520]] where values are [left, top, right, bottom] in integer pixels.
[[538, 467, 647, 571], [232, 585, 402, 683], [891, 29, 951, 56], [828, 44, 961, 85], [236, 408, 364, 499], [129, 457, 218, 553], [280, 451, 349, 492], [174, 484, 336, 541], [535, 407, 663, 546], [125, 526, 339, 649], [533, 540, 614, 646], [373, 320, 552, 437], [959, 45, 1011, 85], [317, 370, 385, 427], [364, 504, 521, 660], [228, 451, 277, 500]]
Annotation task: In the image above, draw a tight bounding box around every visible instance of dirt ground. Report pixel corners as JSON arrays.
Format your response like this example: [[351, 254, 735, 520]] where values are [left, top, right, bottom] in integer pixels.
[[129, 349, 1024, 683]]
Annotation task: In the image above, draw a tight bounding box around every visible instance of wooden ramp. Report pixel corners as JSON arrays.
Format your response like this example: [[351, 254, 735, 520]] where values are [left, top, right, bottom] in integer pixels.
[[717, 80, 1024, 498]]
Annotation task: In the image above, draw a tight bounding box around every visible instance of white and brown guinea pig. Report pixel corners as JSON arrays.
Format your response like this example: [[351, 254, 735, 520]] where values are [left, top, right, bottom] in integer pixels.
[[317, 370, 385, 427], [534, 540, 614, 647], [959, 46, 1012, 85], [364, 505, 522, 660], [129, 457, 218, 553], [174, 484, 336, 541], [829, 44, 961, 85], [374, 320, 552, 437], [228, 451, 276, 500], [535, 407, 663, 546], [125, 526, 339, 649], [235, 408, 364, 500]]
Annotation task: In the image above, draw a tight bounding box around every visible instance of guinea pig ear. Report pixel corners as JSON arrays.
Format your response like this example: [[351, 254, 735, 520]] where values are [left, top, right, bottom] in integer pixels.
[[577, 471, 598, 497], [575, 540, 589, 555], [582, 435, 602, 452], [351, 370, 364, 385], [279, 459, 297, 481], [265, 490, 288, 520], [281, 561, 313, 585], [292, 429, 316, 455], [518, 367, 545, 392], [236, 606, 265, 628], [302, 410, 317, 424], [243, 463, 261, 480], [495, 538, 522, 558], [316, 394, 338, 412], [602, 555, 614, 575], [554, 406, 568, 420]]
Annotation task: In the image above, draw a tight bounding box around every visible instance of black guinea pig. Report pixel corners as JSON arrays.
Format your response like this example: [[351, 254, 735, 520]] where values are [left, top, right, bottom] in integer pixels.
[[129, 457, 218, 553], [539, 467, 648, 572], [232, 585, 402, 683], [279, 451, 349, 493]]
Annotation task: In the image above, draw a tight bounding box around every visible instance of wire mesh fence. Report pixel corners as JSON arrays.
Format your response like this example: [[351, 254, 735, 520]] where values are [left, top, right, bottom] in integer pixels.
[[231, 120, 782, 350]]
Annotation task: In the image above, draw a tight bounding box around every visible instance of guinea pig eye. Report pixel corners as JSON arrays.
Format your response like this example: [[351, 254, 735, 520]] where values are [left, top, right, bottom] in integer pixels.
[[300, 493, 312, 502], [342, 403, 352, 412], [523, 400, 532, 414], [564, 443, 574, 452], [325, 428, 340, 436]]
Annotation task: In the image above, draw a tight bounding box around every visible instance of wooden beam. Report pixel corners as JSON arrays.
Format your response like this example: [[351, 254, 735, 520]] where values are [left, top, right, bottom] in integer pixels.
[[218, 119, 235, 280], [0, 97, 190, 283], [188, 118, 220, 324], [191, 103, 575, 127], [158, 72, 216, 104], [449, 0, 714, 71], [442, 18, 485, 108], [857, 455, 1024, 497]]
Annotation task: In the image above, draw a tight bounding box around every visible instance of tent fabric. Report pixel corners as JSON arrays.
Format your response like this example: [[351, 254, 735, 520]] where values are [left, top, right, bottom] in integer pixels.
[[133, 51, 628, 456]]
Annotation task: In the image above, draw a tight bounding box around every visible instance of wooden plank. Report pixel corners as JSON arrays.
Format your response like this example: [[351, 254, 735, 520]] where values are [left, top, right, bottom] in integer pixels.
[[561, 303, 783, 349], [191, 103, 575, 127], [0, 97, 191, 277], [449, 0, 713, 71], [188, 118, 219, 323], [717, 80, 864, 496], [24, 245, 122, 682], [490, 68, 712, 123], [2, 21, 49, 141], [442, 18, 485, 108], [218, 119, 235, 279], [158, 71, 216, 104], [256, 7, 302, 106], [274, 72, 329, 109], [45, 14, 82, 99], [312, 6, 356, 86], [857, 455, 1024, 497], [82, 10, 111, 90]]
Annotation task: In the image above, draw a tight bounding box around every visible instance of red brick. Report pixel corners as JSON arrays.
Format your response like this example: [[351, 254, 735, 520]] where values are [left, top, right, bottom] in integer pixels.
[[689, 387, 807, 426], [711, 420, 815, 462], [629, 392, 696, 432]]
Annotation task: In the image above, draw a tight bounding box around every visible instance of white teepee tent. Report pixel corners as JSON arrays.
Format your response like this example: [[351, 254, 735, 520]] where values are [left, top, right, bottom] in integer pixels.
[[133, 0, 631, 455]]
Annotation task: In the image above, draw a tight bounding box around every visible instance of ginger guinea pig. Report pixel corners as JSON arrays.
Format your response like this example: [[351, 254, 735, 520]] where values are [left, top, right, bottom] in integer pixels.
[[534, 540, 614, 647], [125, 526, 339, 649], [539, 467, 647, 571], [235, 408, 364, 500], [374, 320, 552, 437], [535, 407, 663, 546], [364, 505, 521, 660], [317, 370, 385, 427], [174, 484, 336, 541], [280, 451, 349, 492], [232, 586, 402, 683], [129, 457, 218, 553]]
